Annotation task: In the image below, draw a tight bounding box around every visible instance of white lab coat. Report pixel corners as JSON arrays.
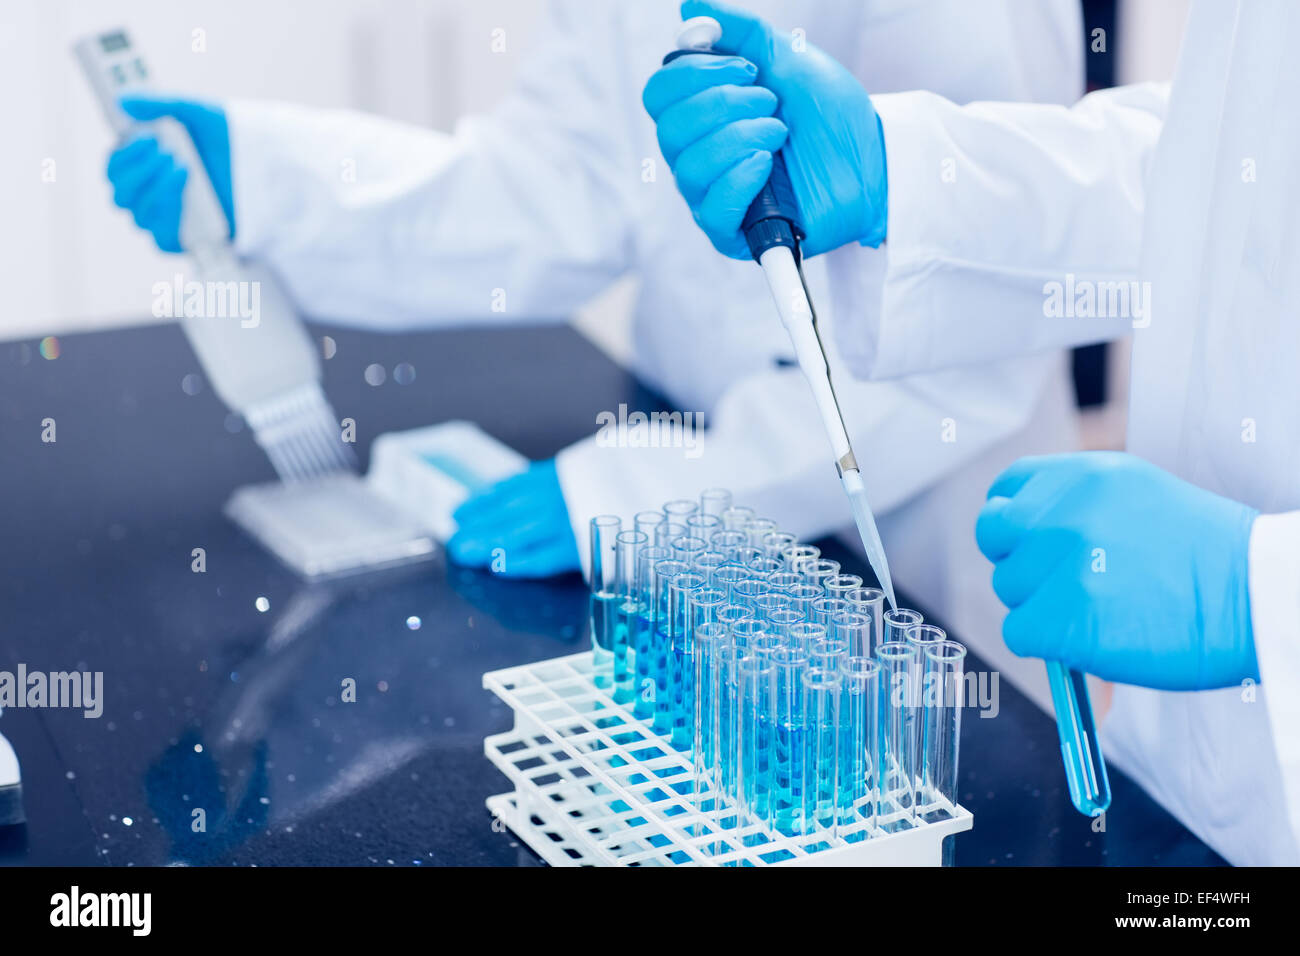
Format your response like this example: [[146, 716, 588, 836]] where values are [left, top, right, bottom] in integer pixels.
[[827, 0, 1300, 865], [224, 0, 1083, 692]]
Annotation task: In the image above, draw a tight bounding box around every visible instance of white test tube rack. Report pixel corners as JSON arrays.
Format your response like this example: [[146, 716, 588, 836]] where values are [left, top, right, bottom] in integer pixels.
[[483, 651, 972, 867]]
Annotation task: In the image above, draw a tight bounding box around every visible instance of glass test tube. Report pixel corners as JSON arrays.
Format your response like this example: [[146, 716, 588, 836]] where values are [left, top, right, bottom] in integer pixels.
[[839, 656, 882, 841], [699, 487, 732, 518], [634, 509, 664, 541], [692, 550, 729, 580], [811, 597, 850, 626], [671, 535, 708, 565], [802, 668, 842, 842], [845, 587, 885, 655], [729, 618, 770, 651], [694, 621, 730, 802], [919, 640, 966, 818], [801, 558, 842, 589], [875, 640, 919, 831], [613, 530, 649, 704], [651, 559, 690, 735], [715, 603, 753, 637], [633, 545, 672, 719], [781, 544, 820, 572], [824, 573, 865, 601], [655, 521, 687, 548], [753, 591, 794, 622], [809, 637, 850, 671], [747, 556, 784, 577], [663, 498, 698, 522], [730, 577, 772, 610], [787, 584, 826, 618], [713, 643, 742, 807], [738, 653, 775, 841], [884, 607, 923, 644], [830, 610, 872, 658], [771, 645, 808, 836], [766, 608, 804, 643], [761, 531, 799, 561], [745, 517, 779, 548], [721, 505, 756, 531], [709, 530, 750, 559], [765, 570, 803, 593], [664, 569, 706, 745], [787, 621, 827, 653], [731, 545, 764, 568], [588, 516, 621, 689], [686, 513, 723, 541]]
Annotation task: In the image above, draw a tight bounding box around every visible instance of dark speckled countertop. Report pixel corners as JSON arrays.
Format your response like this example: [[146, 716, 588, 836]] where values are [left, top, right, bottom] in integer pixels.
[[0, 321, 1222, 866]]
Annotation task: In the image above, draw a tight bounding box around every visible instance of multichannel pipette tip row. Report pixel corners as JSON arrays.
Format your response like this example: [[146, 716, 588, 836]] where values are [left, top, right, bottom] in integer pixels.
[[588, 488, 968, 858]]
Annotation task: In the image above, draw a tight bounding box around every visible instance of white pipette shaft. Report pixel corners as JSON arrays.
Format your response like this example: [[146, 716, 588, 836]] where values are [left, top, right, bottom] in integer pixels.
[[757, 247, 898, 609]]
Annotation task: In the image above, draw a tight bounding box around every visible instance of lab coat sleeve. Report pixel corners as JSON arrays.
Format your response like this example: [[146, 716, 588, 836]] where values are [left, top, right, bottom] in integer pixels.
[[827, 83, 1170, 379], [555, 349, 1058, 576], [224, 2, 641, 330], [1247, 510, 1300, 846]]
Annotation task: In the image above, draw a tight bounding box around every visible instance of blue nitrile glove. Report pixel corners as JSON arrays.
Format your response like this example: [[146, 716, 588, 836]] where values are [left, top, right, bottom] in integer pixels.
[[105, 95, 233, 253], [641, 0, 887, 259], [447, 459, 581, 579], [975, 452, 1260, 691]]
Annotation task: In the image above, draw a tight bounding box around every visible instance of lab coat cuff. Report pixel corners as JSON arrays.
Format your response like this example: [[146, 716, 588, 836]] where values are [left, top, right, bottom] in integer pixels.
[[1248, 510, 1300, 844], [224, 100, 307, 260]]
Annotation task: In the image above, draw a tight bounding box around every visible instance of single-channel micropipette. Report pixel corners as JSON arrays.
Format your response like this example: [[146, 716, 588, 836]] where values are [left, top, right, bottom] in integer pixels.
[[665, 17, 897, 610]]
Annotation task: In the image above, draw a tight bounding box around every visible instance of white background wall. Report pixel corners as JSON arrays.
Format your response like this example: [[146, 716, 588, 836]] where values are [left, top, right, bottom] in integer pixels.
[[0, 0, 556, 342], [3, 0, 1190, 349]]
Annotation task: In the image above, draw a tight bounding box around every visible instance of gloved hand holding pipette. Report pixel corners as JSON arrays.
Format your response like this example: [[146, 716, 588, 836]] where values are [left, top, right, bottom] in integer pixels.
[[642, 0, 888, 258], [106, 95, 233, 252]]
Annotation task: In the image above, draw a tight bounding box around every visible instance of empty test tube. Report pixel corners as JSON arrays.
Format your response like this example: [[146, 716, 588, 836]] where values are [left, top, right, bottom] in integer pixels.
[[713, 643, 743, 801], [765, 608, 804, 643], [786, 583, 826, 618], [781, 544, 819, 572], [709, 530, 751, 559], [745, 517, 779, 548], [884, 607, 923, 644], [875, 640, 920, 831], [844, 587, 885, 654], [839, 656, 882, 841], [663, 498, 698, 522], [655, 521, 687, 547], [588, 516, 621, 690], [811, 597, 850, 626], [747, 556, 784, 576], [787, 620, 827, 653], [692, 549, 729, 580], [919, 640, 966, 818], [830, 610, 872, 657], [671, 534, 708, 565], [729, 618, 770, 651], [753, 591, 794, 622], [761, 531, 799, 560], [635, 509, 665, 541], [765, 570, 803, 592], [824, 573, 865, 601], [722, 505, 756, 531], [730, 577, 772, 610], [715, 603, 754, 637], [809, 637, 850, 671], [802, 668, 842, 842], [694, 621, 731, 799], [613, 530, 649, 704], [699, 487, 733, 518], [801, 558, 842, 589]]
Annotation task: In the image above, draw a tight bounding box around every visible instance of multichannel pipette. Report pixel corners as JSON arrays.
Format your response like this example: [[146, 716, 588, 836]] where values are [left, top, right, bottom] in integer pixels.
[[666, 17, 897, 610], [75, 29, 355, 483]]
